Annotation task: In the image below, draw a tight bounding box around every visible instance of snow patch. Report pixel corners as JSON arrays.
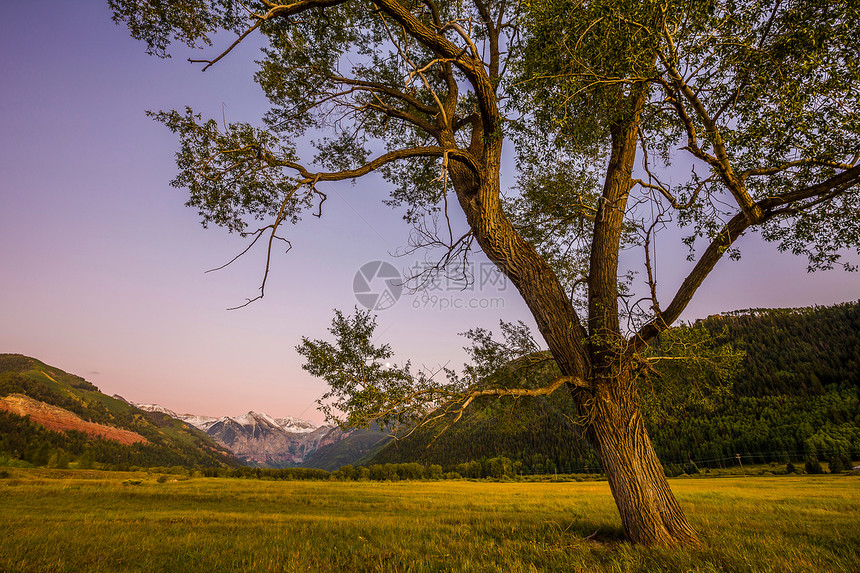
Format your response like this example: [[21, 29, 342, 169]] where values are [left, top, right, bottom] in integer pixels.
[[276, 416, 318, 433], [177, 414, 220, 430], [131, 402, 179, 418]]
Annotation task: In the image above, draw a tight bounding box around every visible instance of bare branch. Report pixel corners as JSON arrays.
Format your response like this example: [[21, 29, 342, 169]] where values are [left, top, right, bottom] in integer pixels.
[[740, 159, 857, 180], [226, 182, 302, 309], [189, 20, 261, 71], [205, 225, 272, 273]]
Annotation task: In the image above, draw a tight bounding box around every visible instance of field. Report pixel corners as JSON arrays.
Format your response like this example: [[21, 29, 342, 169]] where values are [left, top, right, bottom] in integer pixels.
[[1, 470, 858, 572]]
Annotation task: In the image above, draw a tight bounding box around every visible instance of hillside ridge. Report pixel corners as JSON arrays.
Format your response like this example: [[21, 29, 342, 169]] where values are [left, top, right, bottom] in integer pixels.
[[0, 354, 238, 468]]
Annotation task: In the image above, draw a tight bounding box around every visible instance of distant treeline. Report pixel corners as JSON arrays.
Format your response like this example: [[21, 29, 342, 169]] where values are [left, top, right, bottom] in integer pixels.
[[156, 453, 854, 482], [161, 457, 522, 481]]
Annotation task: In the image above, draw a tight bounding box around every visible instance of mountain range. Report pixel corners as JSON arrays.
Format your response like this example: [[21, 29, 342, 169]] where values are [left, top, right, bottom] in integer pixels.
[[129, 403, 318, 434], [128, 402, 389, 469], [0, 351, 389, 470]]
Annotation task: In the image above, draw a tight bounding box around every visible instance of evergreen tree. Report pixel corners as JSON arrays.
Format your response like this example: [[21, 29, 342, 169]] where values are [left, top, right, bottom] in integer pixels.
[[805, 457, 824, 475]]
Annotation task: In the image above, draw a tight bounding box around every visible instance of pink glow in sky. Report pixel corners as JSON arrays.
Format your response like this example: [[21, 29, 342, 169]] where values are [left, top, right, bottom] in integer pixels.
[[1, 2, 857, 424]]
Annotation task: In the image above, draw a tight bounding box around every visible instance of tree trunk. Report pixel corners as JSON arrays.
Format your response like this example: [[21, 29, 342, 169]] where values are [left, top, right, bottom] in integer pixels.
[[585, 375, 701, 546], [448, 87, 699, 547]]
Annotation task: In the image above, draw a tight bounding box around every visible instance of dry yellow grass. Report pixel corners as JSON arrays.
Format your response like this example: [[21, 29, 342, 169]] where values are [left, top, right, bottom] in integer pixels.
[[0, 470, 858, 572]]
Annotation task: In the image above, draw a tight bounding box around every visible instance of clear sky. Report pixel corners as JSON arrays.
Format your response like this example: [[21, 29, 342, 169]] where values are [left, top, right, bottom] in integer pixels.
[[1, 1, 857, 424]]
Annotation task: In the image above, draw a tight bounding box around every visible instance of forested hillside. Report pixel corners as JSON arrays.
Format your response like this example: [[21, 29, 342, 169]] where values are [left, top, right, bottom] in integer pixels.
[[301, 425, 391, 471], [652, 302, 860, 471], [699, 303, 860, 396], [366, 302, 860, 473], [0, 354, 238, 469]]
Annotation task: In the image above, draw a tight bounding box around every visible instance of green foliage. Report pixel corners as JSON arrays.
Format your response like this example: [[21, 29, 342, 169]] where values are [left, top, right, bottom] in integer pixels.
[[150, 108, 305, 234], [328, 459, 517, 482], [194, 465, 331, 480], [0, 354, 33, 374], [828, 456, 844, 474], [298, 308, 451, 430], [517, 0, 665, 140], [77, 450, 95, 470], [640, 323, 743, 417], [108, 0, 246, 58], [460, 320, 543, 383]]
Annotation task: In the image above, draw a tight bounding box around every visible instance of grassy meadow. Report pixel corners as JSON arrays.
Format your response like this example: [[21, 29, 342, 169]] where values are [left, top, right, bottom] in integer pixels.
[[0, 469, 858, 572]]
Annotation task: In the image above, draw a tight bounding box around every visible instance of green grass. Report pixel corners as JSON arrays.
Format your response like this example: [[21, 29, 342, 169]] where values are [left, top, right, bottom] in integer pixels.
[[1, 469, 858, 572]]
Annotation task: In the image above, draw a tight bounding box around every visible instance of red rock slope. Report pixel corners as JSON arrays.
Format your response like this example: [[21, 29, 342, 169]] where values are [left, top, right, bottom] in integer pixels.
[[0, 393, 148, 445]]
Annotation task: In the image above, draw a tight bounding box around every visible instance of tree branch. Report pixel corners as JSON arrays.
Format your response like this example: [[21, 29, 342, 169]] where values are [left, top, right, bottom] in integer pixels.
[[188, 20, 261, 71], [740, 159, 857, 180], [422, 374, 587, 442], [630, 162, 860, 353], [371, 0, 500, 135], [278, 146, 480, 182], [656, 49, 763, 223]]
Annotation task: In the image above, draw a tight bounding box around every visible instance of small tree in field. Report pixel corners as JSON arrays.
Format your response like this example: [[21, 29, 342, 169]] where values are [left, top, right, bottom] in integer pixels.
[[112, 0, 860, 546], [805, 456, 824, 475], [828, 456, 844, 474]]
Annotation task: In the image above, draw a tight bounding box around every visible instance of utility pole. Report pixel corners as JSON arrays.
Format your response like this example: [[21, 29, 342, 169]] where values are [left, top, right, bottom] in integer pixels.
[[736, 453, 746, 477]]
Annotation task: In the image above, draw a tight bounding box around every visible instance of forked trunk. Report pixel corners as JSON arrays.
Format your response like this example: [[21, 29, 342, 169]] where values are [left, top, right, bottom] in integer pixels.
[[585, 377, 701, 546]]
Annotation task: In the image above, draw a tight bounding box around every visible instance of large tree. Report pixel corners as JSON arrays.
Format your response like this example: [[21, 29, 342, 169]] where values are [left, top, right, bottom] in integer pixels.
[[111, 0, 860, 545]]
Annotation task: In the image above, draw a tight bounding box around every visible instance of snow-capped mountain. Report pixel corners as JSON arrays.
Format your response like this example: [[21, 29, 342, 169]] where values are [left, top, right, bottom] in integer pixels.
[[275, 416, 317, 434], [130, 402, 334, 467], [175, 413, 220, 431], [130, 403, 317, 433], [126, 402, 179, 418]]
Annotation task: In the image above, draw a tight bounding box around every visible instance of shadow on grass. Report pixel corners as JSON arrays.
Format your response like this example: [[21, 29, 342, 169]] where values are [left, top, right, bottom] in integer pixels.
[[543, 518, 627, 546]]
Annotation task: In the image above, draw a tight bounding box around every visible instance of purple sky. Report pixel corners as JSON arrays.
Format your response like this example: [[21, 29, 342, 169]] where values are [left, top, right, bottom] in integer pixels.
[[1, 2, 857, 424]]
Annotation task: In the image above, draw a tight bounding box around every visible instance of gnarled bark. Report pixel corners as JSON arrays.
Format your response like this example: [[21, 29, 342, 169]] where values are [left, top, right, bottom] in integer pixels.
[[585, 373, 701, 546]]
